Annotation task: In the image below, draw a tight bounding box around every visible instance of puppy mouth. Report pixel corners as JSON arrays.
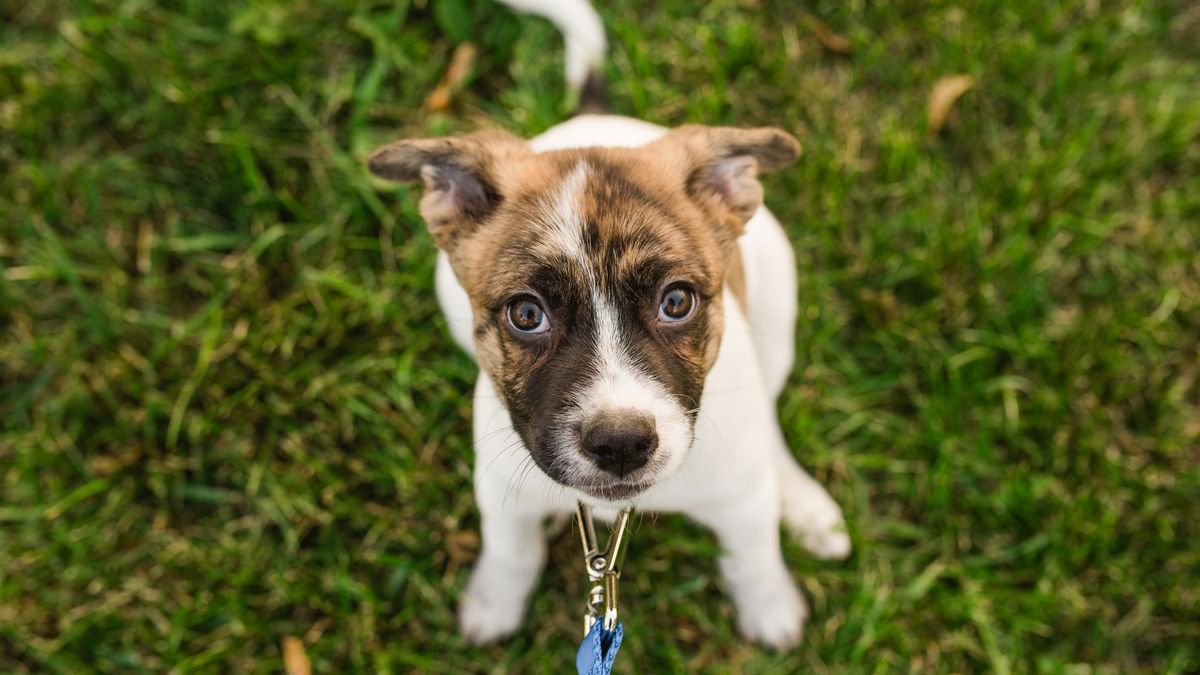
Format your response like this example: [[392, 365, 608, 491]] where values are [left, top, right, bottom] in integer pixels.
[[574, 478, 655, 501]]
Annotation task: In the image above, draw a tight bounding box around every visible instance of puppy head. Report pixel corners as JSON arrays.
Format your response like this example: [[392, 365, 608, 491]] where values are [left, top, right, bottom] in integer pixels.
[[369, 125, 799, 501]]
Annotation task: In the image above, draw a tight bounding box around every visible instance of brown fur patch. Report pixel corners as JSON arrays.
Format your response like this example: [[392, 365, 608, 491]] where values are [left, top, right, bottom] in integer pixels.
[[726, 246, 748, 313]]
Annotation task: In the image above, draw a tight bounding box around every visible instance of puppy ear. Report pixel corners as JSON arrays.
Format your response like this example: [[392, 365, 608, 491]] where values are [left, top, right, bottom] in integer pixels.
[[654, 125, 800, 230], [368, 130, 529, 249]]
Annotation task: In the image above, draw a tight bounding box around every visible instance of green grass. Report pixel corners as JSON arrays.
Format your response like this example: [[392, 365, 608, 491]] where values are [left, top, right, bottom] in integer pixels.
[[2, 0, 1198, 672]]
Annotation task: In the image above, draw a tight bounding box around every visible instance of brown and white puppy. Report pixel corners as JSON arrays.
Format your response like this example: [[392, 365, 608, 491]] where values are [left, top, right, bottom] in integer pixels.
[[368, 1, 850, 651]]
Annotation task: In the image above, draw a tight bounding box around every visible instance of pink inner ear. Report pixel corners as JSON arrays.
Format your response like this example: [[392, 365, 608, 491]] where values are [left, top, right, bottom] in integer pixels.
[[703, 155, 764, 220], [419, 164, 489, 225]]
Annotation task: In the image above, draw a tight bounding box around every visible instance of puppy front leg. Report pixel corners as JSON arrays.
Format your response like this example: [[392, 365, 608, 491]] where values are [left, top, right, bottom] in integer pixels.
[[458, 504, 546, 644], [692, 480, 807, 650]]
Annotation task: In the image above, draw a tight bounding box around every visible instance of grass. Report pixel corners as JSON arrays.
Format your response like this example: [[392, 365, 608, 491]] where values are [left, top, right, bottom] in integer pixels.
[[2, 0, 1198, 672]]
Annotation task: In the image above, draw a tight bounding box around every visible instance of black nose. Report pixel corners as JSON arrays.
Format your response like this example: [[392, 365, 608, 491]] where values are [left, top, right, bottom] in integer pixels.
[[581, 413, 658, 477]]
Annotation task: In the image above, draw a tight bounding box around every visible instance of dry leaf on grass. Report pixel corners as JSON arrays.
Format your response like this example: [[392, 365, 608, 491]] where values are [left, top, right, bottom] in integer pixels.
[[425, 43, 477, 111], [282, 636, 311, 675], [805, 16, 852, 54], [927, 75, 976, 134]]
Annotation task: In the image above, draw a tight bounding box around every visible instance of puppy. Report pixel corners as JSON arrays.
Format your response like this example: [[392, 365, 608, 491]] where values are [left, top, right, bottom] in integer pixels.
[[368, 0, 850, 649]]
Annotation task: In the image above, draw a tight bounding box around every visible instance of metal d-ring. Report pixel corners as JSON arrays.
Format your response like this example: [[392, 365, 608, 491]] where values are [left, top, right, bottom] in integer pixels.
[[575, 502, 633, 635]]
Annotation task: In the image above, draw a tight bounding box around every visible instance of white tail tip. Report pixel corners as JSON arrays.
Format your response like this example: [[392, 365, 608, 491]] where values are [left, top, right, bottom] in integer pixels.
[[496, 0, 607, 92]]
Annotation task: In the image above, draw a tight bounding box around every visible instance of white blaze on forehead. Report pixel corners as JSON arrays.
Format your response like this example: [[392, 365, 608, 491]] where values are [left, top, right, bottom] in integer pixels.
[[534, 161, 624, 378], [533, 162, 693, 484], [537, 162, 593, 275]]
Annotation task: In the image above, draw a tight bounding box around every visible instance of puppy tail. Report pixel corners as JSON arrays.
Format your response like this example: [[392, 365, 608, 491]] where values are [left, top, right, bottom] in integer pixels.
[[495, 0, 609, 115]]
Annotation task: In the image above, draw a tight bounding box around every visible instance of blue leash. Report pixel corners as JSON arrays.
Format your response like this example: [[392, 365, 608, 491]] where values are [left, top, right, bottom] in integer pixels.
[[573, 503, 633, 675], [576, 618, 623, 675]]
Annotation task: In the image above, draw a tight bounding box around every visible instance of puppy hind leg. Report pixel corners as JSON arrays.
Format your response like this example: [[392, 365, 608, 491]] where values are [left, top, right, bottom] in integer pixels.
[[458, 508, 547, 644], [770, 430, 851, 560]]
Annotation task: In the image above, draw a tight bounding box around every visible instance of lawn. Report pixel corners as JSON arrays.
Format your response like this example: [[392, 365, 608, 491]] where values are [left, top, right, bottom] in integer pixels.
[[2, 0, 1198, 672]]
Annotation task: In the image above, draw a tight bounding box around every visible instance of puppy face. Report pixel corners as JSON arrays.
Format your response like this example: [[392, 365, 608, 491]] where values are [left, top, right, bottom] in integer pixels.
[[369, 126, 799, 500]]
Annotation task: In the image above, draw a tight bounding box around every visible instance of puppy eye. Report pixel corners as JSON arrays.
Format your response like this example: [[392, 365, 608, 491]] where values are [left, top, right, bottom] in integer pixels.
[[658, 285, 697, 322], [507, 298, 549, 334]]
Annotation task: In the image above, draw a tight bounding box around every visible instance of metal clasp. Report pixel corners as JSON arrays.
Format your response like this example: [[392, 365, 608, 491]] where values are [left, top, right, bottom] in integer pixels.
[[574, 502, 633, 635]]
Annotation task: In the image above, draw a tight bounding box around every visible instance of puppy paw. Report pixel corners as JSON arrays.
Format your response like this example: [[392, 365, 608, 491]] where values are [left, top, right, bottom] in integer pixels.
[[457, 572, 526, 644], [797, 523, 852, 560], [782, 496, 852, 560], [734, 580, 808, 650]]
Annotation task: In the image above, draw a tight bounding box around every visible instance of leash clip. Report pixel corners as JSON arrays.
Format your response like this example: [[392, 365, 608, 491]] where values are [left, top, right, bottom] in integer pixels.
[[574, 502, 633, 635]]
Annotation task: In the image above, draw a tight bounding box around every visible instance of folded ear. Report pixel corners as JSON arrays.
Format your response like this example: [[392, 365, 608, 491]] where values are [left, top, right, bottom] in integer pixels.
[[368, 130, 529, 249], [654, 125, 800, 230]]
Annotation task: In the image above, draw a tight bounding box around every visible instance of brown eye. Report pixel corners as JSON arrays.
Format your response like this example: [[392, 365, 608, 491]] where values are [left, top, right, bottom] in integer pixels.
[[659, 286, 696, 322], [507, 298, 549, 334]]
